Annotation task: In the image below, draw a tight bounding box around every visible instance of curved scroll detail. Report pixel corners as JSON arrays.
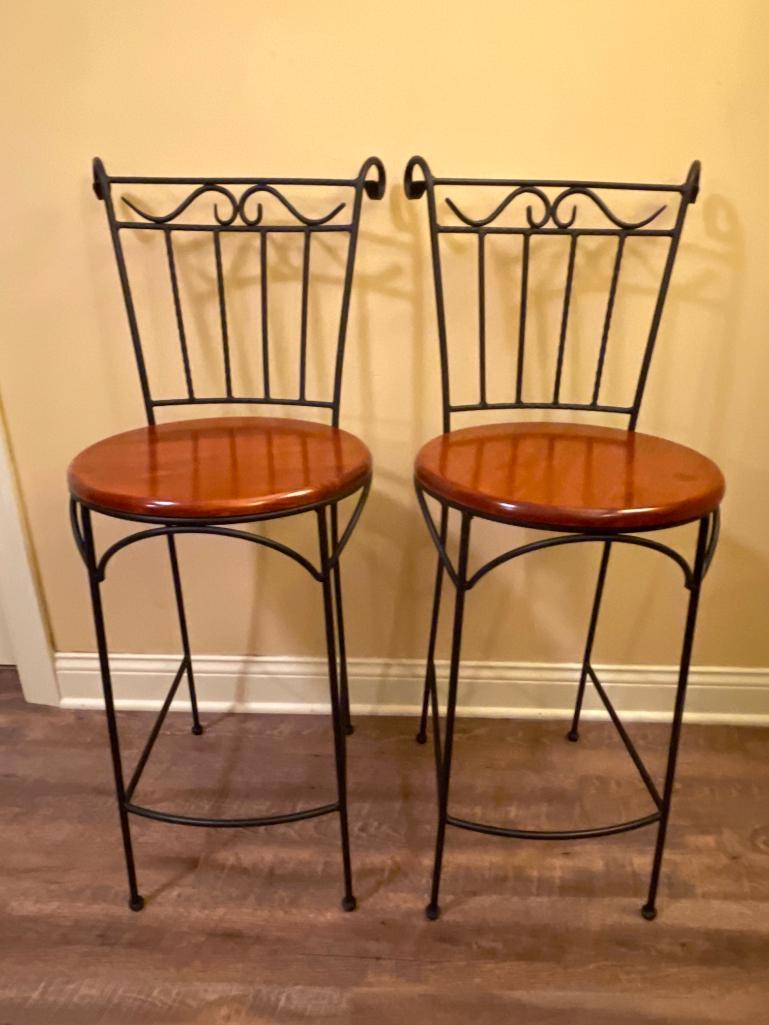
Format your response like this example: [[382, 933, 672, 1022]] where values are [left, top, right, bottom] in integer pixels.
[[443, 186, 668, 231], [121, 183, 348, 227], [550, 187, 667, 230], [446, 186, 552, 229], [122, 184, 239, 226], [237, 183, 346, 227]]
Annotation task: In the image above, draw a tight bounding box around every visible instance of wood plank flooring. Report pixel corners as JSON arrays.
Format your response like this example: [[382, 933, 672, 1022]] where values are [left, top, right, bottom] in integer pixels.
[[1, 666, 767, 1024]]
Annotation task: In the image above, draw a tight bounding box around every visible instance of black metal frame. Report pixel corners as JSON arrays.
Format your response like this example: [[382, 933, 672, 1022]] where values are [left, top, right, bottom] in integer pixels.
[[404, 155, 718, 921], [71, 156, 384, 912]]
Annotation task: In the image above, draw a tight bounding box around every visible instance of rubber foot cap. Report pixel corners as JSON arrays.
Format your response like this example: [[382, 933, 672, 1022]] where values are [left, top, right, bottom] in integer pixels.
[[341, 895, 357, 912], [416, 732, 427, 745], [641, 905, 657, 921], [425, 903, 440, 921], [191, 724, 204, 736], [129, 895, 145, 912], [566, 730, 579, 742], [344, 724, 355, 737]]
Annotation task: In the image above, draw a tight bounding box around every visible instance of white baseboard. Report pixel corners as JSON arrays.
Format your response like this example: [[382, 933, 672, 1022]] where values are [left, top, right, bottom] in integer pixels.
[[55, 653, 769, 725]]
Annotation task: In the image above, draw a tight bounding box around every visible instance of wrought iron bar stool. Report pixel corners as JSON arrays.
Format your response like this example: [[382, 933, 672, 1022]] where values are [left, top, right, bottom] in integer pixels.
[[404, 155, 724, 920], [68, 155, 385, 912]]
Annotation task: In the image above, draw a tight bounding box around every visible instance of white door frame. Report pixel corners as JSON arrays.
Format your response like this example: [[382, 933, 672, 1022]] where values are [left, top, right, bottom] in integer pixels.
[[0, 411, 59, 704]]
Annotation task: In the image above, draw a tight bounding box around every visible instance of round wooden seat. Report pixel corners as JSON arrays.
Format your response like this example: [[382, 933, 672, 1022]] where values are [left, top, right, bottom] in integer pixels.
[[415, 421, 724, 533], [68, 416, 372, 520]]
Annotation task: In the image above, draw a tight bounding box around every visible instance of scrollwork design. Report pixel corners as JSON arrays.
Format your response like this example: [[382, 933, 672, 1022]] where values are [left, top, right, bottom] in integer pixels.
[[446, 186, 552, 229], [236, 184, 345, 226], [121, 183, 347, 227], [444, 186, 667, 231], [122, 184, 239, 226]]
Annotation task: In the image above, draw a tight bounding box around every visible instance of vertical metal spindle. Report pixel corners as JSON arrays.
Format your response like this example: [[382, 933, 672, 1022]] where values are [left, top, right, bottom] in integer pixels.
[[213, 232, 233, 398], [477, 231, 487, 406], [591, 233, 625, 407], [515, 232, 530, 404], [299, 229, 311, 402], [553, 233, 578, 404], [260, 231, 271, 400], [164, 230, 195, 400]]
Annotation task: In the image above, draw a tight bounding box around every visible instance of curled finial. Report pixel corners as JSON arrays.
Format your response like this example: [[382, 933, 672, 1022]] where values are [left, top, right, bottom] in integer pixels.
[[92, 156, 109, 201], [358, 156, 386, 200], [684, 160, 701, 203], [404, 155, 433, 200]]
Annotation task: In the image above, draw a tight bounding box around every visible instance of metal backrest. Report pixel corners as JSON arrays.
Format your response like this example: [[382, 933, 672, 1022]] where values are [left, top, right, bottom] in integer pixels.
[[404, 156, 699, 432], [93, 157, 385, 426]]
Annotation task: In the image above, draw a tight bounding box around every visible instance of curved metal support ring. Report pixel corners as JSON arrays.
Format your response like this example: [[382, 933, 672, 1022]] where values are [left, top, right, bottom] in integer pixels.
[[466, 531, 694, 591], [96, 524, 322, 583], [125, 799, 339, 829], [327, 479, 371, 571], [447, 810, 661, 842], [415, 486, 459, 587]]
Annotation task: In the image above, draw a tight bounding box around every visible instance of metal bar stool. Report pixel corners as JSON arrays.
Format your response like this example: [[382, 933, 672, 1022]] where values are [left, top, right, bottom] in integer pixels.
[[404, 155, 723, 920], [68, 156, 385, 912]]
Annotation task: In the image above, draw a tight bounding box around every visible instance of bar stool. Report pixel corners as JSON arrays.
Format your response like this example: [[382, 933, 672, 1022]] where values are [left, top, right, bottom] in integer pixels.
[[68, 156, 385, 912], [404, 155, 724, 920]]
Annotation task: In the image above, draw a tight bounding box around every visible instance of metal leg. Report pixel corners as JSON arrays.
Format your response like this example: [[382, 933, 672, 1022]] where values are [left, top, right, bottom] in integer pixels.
[[641, 516, 709, 921], [81, 506, 144, 912], [330, 504, 353, 736], [166, 535, 203, 736], [417, 506, 449, 745], [426, 513, 472, 921], [318, 507, 356, 912], [568, 541, 612, 742]]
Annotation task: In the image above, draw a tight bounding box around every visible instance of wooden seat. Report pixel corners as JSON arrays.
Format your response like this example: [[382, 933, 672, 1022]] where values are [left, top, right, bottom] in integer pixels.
[[415, 421, 724, 533], [68, 416, 372, 520]]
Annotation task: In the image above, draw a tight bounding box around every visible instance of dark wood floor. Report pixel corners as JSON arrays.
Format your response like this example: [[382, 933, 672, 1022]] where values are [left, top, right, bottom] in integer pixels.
[[1, 667, 768, 1024]]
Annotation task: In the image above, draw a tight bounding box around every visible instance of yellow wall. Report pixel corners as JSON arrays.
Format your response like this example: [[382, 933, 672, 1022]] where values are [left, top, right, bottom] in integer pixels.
[[2, 0, 768, 669]]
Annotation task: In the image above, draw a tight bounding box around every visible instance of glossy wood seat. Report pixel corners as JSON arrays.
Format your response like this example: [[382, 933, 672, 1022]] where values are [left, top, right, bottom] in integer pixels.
[[415, 421, 725, 533], [68, 416, 372, 520]]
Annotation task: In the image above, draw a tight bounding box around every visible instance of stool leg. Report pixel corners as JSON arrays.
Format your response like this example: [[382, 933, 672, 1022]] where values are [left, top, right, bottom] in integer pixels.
[[568, 540, 612, 742], [318, 507, 356, 911], [330, 505, 353, 737], [643, 520, 709, 922], [426, 513, 471, 921], [81, 508, 144, 912], [417, 505, 449, 745], [642, 517, 709, 921], [166, 535, 203, 736]]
